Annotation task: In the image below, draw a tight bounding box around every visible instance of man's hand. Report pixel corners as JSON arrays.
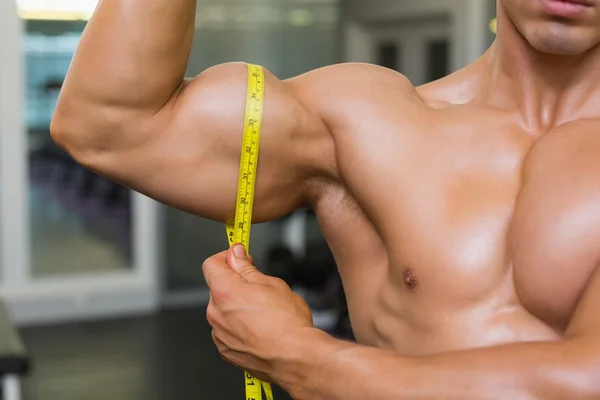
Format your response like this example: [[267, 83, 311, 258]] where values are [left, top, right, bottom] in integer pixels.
[[203, 244, 314, 382]]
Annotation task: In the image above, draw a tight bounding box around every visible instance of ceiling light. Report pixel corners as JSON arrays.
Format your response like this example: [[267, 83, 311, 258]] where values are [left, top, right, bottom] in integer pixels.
[[17, 0, 99, 21]]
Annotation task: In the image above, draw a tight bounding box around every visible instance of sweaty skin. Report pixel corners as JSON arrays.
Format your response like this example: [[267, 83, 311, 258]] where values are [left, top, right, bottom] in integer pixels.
[[52, 0, 600, 398]]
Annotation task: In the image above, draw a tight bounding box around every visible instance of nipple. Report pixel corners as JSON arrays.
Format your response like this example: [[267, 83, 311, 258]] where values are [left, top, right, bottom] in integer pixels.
[[403, 267, 418, 291]]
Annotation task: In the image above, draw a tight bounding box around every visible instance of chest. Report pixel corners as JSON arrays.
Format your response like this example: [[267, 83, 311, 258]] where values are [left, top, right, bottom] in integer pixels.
[[332, 116, 600, 330]]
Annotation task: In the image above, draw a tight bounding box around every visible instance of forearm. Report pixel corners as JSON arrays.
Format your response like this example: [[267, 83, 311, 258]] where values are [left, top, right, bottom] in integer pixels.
[[59, 0, 196, 115], [279, 329, 600, 400]]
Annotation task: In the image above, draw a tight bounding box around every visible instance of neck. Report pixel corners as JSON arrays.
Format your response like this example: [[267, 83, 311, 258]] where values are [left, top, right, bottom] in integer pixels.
[[481, 4, 600, 131]]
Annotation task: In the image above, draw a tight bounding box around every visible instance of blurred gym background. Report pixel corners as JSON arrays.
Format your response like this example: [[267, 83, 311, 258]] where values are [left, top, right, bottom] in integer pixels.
[[0, 0, 497, 399]]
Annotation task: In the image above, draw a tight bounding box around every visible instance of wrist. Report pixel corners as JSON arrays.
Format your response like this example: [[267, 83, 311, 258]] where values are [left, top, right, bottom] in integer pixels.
[[273, 327, 352, 398]]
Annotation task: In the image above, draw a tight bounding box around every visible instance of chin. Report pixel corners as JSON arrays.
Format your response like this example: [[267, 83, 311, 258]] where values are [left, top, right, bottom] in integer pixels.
[[530, 37, 590, 55], [526, 24, 598, 56]]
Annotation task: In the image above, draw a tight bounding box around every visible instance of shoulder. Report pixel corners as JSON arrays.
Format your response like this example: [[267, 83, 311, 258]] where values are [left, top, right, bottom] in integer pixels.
[[283, 63, 422, 127], [284, 62, 417, 99]]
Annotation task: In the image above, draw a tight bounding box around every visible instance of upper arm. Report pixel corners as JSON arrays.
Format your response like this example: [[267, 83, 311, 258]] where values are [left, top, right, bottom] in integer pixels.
[[75, 62, 339, 223], [54, 61, 415, 223]]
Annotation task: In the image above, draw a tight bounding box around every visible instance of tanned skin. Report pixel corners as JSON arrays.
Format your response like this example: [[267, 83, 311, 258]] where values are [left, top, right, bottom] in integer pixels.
[[52, 0, 600, 398]]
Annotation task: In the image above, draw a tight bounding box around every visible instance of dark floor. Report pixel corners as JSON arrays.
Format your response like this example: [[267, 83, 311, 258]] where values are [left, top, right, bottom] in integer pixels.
[[19, 308, 293, 400]]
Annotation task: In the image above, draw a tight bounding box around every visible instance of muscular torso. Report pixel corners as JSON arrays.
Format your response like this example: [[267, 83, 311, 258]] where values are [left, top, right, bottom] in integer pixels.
[[309, 67, 600, 356]]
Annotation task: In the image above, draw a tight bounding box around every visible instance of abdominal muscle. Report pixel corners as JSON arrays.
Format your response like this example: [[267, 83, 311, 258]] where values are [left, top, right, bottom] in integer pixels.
[[340, 263, 562, 356]]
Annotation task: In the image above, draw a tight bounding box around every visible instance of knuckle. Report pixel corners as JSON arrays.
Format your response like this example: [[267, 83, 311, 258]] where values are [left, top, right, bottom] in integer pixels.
[[270, 277, 288, 289], [211, 329, 221, 345], [201, 258, 213, 274], [206, 303, 219, 326], [239, 266, 258, 277], [211, 283, 231, 302]]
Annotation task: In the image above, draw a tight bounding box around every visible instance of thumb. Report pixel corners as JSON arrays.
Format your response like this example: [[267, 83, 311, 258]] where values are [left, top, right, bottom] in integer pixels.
[[228, 244, 263, 282]]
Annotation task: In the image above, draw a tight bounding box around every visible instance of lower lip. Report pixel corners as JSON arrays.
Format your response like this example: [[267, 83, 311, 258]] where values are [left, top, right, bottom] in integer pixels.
[[540, 0, 591, 17]]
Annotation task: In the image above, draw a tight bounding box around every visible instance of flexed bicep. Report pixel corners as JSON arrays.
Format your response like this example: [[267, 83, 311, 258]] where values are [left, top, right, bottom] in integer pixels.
[[58, 63, 336, 223]]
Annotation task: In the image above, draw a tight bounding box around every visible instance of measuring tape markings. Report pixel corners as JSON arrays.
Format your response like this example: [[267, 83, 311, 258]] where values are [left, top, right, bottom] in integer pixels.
[[224, 63, 274, 400]]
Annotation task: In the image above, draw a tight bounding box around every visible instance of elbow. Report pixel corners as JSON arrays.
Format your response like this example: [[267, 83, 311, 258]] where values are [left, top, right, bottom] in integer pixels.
[[49, 110, 70, 152], [50, 100, 117, 170], [50, 101, 91, 160], [49, 120, 94, 172]]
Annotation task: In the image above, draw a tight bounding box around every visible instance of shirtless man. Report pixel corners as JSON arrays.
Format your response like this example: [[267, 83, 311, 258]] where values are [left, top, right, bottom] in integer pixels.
[[52, 0, 600, 398]]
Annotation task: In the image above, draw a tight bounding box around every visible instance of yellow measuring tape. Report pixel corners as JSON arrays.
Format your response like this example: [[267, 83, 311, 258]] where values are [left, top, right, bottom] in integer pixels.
[[225, 63, 274, 400]]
